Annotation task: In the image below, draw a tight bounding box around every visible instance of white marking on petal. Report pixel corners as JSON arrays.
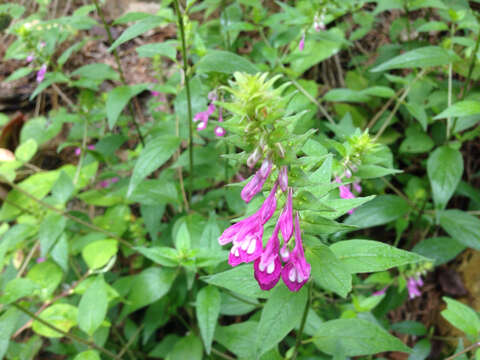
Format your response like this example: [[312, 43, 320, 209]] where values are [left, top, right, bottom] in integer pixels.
[[267, 261, 275, 274], [289, 268, 296, 282], [259, 261, 266, 272], [296, 271, 304, 283], [231, 246, 240, 257], [241, 239, 249, 251], [246, 239, 256, 254]]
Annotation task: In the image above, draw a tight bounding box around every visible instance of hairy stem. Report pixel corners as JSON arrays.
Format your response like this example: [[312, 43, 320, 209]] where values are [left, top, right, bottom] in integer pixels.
[[173, 0, 194, 204]]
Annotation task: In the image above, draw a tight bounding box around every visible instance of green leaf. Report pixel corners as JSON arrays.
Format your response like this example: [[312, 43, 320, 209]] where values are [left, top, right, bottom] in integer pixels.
[[0, 308, 21, 359], [412, 237, 465, 265], [27, 261, 63, 299], [32, 304, 78, 338], [108, 16, 162, 52], [330, 240, 428, 273], [14, 138, 37, 163], [81, 239, 118, 270], [5, 67, 33, 82], [434, 100, 480, 119], [313, 318, 411, 356], [71, 63, 120, 82], [136, 41, 177, 60], [306, 244, 352, 297], [73, 350, 101, 360], [135, 246, 179, 267], [371, 46, 453, 72], [439, 210, 480, 250], [106, 84, 149, 129], [427, 146, 463, 210], [256, 284, 308, 357], [288, 38, 341, 74], [122, 267, 176, 315], [175, 222, 191, 252], [441, 297, 480, 338], [127, 135, 180, 196], [354, 165, 402, 179], [202, 265, 270, 299], [0, 278, 39, 304], [215, 321, 258, 359], [196, 50, 259, 74], [39, 213, 67, 257], [196, 286, 221, 354], [391, 321, 427, 336], [344, 195, 410, 228], [78, 276, 108, 335], [399, 129, 434, 154], [166, 333, 203, 360], [323, 89, 371, 103]]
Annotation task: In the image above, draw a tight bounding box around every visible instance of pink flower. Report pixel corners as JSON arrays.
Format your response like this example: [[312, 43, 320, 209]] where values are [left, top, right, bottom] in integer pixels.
[[151, 90, 161, 97], [100, 180, 110, 188], [407, 276, 423, 299], [247, 147, 262, 168], [39, 41, 46, 48], [215, 126, 226, 137], [26, 54, 34, 63], [87, 144, 95, 150], [278, 188, 293, 243], [278, 166, 288, 192], [281, 213, 311, 292], [299, 33, 305, 51], [36, 64, 47, 83], [353, 181, 362, 194], [241, 158, 273, 203], [254, 224, 282, 290], [258, 183, 278, 224], [74, 147, 81, 156], [110, 177, 119, 183], [228, 217, 263, 267], [36, 257, 46, 263], [373, 286, 388, 296], [314, 13, 326, 32]]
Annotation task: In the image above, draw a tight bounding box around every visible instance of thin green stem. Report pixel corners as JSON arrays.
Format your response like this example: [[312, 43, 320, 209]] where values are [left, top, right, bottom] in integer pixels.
[[211, 348, 236, 360], [117, 324, 144, 359], [93, 0, 145, 146], [446, 62, 453, 138], [292, 281, 313, 360], [445, 342, 480, 360], [461, 28, 480, 100], [173, 0, 194, 204], [12, 303, 120, 360]]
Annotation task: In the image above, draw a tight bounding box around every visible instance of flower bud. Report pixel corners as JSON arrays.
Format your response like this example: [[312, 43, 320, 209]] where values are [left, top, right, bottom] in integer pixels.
[[247, 147, 262, 168], [278, 166, 288, 192]]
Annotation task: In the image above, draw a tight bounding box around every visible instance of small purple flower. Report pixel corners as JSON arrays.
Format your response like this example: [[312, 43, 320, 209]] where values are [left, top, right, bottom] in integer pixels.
[[278, 166, 288, 192], [36, 64, 47, 83], [26, 54, 34, 63], [36, 257, 46, 263], [110, 177, 119, 184], [39, 41, 46, 49], [259, 183, 278, 224], [254, 224, 282, 290], [215, 126, 226, 137], [241, 158, 273, 203], [207, 103, 216, 116], [281, 213, 311, 292], [151, 90, 161, 97], [194, 111, 209, 131], [247, 147, 262, 169], [278, 188, 293, 242], [299, 33, 305, 51], [87, 144, 95, 150], [372, 286, 388, 296], [74, 147, 81, 156], [407, 276, 423, 299], [100, 180, 110, 188], [229, 217, 263, 267], [314, 13, 326, 32]]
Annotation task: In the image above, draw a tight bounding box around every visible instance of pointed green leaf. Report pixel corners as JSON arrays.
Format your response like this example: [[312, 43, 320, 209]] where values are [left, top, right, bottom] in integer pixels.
[[106, 84, 149, 129], [196, 286, 221, 354], [78, 276, 108, 335]]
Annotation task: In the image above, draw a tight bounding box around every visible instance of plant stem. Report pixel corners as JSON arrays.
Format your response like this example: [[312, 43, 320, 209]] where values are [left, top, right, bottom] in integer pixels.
[[12, 303, 120, 360], [211, 348, 236, 360], [92, 0, 145, 146], [445, 342, 480, 360], [117, 324, 144, 359], [446, 62, 453, 138], [292, 281, 313, 360], [461, 27, 480, 100], [173, 0, 194, 204]]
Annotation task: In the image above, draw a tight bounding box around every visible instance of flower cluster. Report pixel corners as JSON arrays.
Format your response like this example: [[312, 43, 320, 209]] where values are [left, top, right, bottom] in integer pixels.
[[219, 158, 310, 292], [335, 170, 362, 214], [193, 92, 225, 137], [407, 275, 424, 299], [36, 64, 47, 83]]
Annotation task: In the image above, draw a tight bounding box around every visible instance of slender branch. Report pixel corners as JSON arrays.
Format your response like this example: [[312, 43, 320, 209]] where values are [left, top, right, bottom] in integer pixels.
[[92, 0, 145, 146], [461, 28, 480, 99], [212, 348, 236, 360], [12, 303, 120, 360], [117, 324, 144, 359], [292, 281, 313, 360], [445, 342, 480, 360], [366, 88, 402, 130], [173, 0, 194, 204], [2, 179, 133, 249]]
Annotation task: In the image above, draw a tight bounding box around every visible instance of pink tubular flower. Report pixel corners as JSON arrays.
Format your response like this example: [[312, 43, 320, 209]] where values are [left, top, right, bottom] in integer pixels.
[[100, 180, 110, 188], [151, 90, 160, 97], [278, 188, 293, 242], [215, 126, 226, 137], [254, 224, 282, 290], [259, 183, 278, 224], [278, 166, 288, 192], [299, 33, 305, 51], [353, 181, 362, 194], [36, 64, 47, 83], [87, 144, 95, 150], [110, 177, 119, 184], [281, 213, 311, 292], [74, 147, 81, 156], [373, 286, 388, 296], [36, 257, 46, 263], [194, 111, 209, 131], [241, 158, 273, 203], [229, 216, 263, 267], [407, 276, 423, 299], [26, 54, 34, 63], [247, 147, 262, 169]]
